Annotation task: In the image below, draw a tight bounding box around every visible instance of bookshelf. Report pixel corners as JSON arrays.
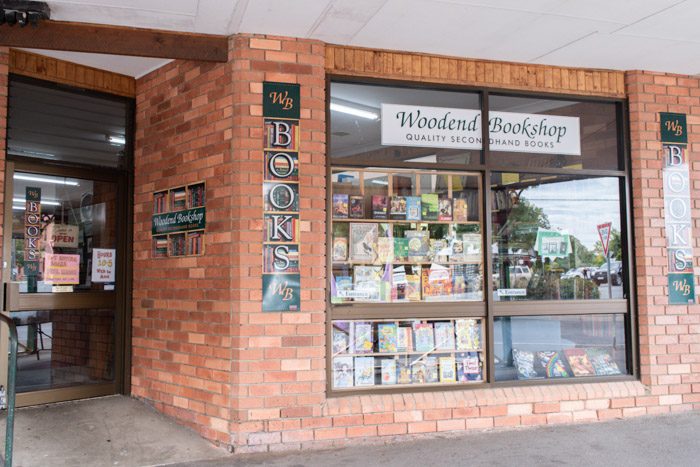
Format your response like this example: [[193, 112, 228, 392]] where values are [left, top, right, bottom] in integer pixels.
[[152, 182, 206, 258]]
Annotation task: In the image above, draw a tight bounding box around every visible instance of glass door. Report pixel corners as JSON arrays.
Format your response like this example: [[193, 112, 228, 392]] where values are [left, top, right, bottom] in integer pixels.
[[1, 161, 128, 406]]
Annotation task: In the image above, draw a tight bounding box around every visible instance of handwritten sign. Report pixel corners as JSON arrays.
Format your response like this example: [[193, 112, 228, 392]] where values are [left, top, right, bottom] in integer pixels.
[[44, 253, 80, 284], [92, 248, 115, 283]]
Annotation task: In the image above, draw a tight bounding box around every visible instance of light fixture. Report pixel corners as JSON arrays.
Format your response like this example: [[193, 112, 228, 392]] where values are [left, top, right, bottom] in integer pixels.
[[13, 174, 79, 186], [108, 135, 126, 145], [12, 206, 25, 211], [330, 102, 379, 120], [13, 197, 59, 206]]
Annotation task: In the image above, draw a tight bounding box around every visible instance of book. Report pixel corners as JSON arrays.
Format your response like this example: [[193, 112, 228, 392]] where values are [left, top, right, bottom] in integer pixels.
[[349, 223, 378, 262], [586, 348, 622, 376], [430, 239, 449, 262], [391, 265, 407, 301], [333, 356, 354, 388], [536, 351, 570, 378], [439, 356, 456, 382], [354, 357, 375, 386], [438, 197, 453, 221], [394, 238, 409, 261], [564, 348, 596, 377], [434, 321, 456, 350], [421, 193, 439, 220], [332, 322, 350, 354], [352, 321, 374, 354], [332, 194, 349, 218], [381, 359, 397, 385], [451, 265, 467, 295], [406, 230, 429, 260], [332, 236, 348, 262], [397, 326, 413, 352], [455, 319, 481, 350], [377, 237, 395, 263], [390, 196, 407, 220], [456, 352, 481, 382], [512, 349, 542, 380], [422, 265, 452, 300], [353, 266, 383, 301], [333, 275, 353, 303], [462, 233, 482, 262], [450, 238, 464, 261], [425, 356, 439, 383], [397, 357, 412, 384], [453, 198, 469, 222], [405, 271, 422, 301], [378, 323, 398, 353], [349, 195, 365, 218], [411, 359, 428, 384], [372, 195, 389, 219], [413, 322, 435, 352], [405, 196, 421, 221]]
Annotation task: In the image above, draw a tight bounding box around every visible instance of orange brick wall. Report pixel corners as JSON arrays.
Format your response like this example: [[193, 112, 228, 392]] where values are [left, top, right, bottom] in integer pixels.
[[0, 47, 8, 279]]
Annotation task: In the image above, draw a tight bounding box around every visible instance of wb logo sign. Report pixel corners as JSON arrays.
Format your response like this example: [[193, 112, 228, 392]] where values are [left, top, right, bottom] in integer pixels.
[[263, 82, 300, 119], [272, 280, 295, 301], [269, 91, 294, 110], [665, 119, 684, 137]]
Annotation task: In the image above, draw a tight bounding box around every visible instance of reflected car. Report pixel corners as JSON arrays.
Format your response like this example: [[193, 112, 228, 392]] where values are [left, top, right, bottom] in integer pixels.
[[592, 262, 622, 286]]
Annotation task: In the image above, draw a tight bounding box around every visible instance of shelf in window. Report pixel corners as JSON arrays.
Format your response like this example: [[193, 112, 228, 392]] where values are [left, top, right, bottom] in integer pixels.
[[333, 350, 483, 357], [332, 260, 482, 266], [332, 218, 479, 225]]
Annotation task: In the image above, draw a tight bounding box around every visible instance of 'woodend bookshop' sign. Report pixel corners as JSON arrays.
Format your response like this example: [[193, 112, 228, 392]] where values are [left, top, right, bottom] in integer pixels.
[[262, 82, 301, 312], [661, 112, 696, 304]]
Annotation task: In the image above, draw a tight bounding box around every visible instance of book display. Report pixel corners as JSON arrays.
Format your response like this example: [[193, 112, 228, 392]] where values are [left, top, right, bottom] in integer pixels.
[[331, 318, 484, 390], [152, 182, 206, 258], [511, 347, 621, 380], [331, 168, 482, 304]]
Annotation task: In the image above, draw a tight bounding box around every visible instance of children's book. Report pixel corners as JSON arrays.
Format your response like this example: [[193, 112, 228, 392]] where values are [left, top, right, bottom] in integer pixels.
[[413, 322, 435, 352], [411, 359, 428, 384], [377, 237, 395, 264], [564, 348, 596, 377], [332, 236, 348, 262], [372, 195, 389, 219], [455, 319, 481, 350], [332, 322, 350, 354], [397, 357, 412, 384], [349, 195, 365, 218], [333, 356, 354, 388], [381, 359, 397, 385], [390, 196, 407, 220], [453, 198, 469, 222], [406, 230, 429, 259], [353, 266, 383, 301], [422, 265, 452, 300], [438, 197, 453, 221], [430, 239, 449, 263], [332, 194, 349, 218], [406, 196, 422, 221], [450, 238, 464, 261], [456, 352, 481, 382], [434, 321, 456, 350], [333, 275, 353, 303], [512, 349, 542, 380], [392, 266, 407, 302], [378, 323, 398, 353], [586, 348, 622, 376], [405, 271, 422, 302], [425, 356, 439, 383], [421, 193, 439, 221], [397, 326, 413, 352], [354, 356, 375, 386], [352, 321, 374, 354], [462, 233, 482, 262], [536, 351, 570, 378], [439, 356, 456, 382], [349, 223, 378, 262], [394, 237, 409, 261]]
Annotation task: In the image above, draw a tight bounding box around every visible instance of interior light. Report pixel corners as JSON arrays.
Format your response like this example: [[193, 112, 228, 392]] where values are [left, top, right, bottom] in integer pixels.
[[330, 102, 379, 120], [108, 135, 126, 145], [371, 180, 389, 186], [12, 205, 24, 211], [13, 174, 79, 186], [13, 197, 59, 206]]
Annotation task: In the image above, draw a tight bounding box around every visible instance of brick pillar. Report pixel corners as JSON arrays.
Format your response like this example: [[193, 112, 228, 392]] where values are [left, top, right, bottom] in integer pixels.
[[626, 71, 700, 408], [0, 47, 8, 275]]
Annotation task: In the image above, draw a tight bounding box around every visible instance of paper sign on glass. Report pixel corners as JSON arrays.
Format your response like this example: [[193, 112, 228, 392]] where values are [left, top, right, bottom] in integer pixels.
[[92, 248, 116, 283]]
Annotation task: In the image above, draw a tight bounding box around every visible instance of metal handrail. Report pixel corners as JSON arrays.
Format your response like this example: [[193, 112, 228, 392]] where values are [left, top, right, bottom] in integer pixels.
[[0, 313, 17, 467]]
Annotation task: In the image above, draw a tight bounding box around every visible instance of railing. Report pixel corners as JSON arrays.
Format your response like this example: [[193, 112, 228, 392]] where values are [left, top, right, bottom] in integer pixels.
[[0, 313, 17, 467]]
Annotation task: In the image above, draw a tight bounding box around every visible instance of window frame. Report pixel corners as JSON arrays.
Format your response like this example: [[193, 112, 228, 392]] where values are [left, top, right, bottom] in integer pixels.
[[325, 75, 637, 395]]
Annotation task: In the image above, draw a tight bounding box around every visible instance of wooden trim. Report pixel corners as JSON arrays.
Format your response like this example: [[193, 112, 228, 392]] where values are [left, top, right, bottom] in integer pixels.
[[7, 289, 117, 312], [326, 45, 626, 98], [1, 20, 228, 62], [17, 382, 115, 408], [493, 299, 628, 316], [9, 49, 135, 97], [331, 302, 487, 320]]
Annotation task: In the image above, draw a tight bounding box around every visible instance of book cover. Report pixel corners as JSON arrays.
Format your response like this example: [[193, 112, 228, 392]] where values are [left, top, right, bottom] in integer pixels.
[[378, 323, 398, 353], [333, 356, 354, 388], [332, 236, 348, 262], [354, 356, 375, 386], [564, 348, 596, 377], [332, 275, 353, 303], [411, 359, 428, 384], [390, 196, 407, 220], [377, 237, 395, 264], [372, 195, 389, 219], [438, 197, 453, 221], [455, 319, 481, 350], [381, 359, 397, 385], [536, 351, 570, 378], [450, 238, 464, 261], [425, 356, 439, 383], [391, 265, 407, 301], [394, 238, 409, 261], [586, 348, 622, 376], [430, 239, 449, 262], [397, 326, 413, 352], [353, 266, 383, 301], [456, 352, 481, 382], [352, 321, 374, 354], [453, 198, 469, 222], [421, 193, 439, 220], [332, 322, 350, 354], [406, 230, 429, 259], [439, 356, 456, 382], [396, 357, 412, 384], [349, 223, 378, 262], [405, 272, 422, 302], [332, 193, 349, 218], [413, 322, 435, 352], [434, 321, 456, 350], [349, 195, 365, 218], [422, 265, 452, 300], [405, 196, 422, 221], [451, 265, 467, 295], [462, 233, 482, 262], [512, 349, 542, 380]]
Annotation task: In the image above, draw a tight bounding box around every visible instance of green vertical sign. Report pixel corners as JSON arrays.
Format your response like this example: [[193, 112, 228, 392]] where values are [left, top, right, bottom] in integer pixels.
[[263, 82, 300, 119], [660, 112, 687, 144]]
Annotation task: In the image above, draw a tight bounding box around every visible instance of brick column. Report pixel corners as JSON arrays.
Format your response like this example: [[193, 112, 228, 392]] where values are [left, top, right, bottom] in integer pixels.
[[0, 47, 8, 273]]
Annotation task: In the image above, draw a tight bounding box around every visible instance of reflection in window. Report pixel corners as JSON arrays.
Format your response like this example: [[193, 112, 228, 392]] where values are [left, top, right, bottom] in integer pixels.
[[491, 173, 623, 301]]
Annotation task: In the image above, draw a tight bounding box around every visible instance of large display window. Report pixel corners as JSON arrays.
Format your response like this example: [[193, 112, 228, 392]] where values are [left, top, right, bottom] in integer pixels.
[[327, 80, 633, 394]]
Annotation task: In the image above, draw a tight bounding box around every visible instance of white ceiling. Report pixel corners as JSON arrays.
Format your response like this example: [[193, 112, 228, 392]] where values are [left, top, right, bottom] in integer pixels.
[[21, 0, 700, 77]]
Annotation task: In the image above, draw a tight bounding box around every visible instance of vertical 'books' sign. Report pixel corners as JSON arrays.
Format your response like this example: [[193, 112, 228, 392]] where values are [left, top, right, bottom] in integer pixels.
[[661, 112, 695, 304], [262, 82, 301, 312]]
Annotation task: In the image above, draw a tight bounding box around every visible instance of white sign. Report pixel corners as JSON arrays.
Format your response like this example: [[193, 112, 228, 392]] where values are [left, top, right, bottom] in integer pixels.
[[597, 222, 612, 257], [91, 248, 115, 283], [45, 224, 79, 248], [497, 288, 527, 297], [381, 104, 581, 155]]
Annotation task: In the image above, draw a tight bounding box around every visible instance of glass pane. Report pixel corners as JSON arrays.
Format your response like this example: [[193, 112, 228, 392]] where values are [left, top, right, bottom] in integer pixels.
[[491, 173, 624, 301], [494, 314, 628, 381], [330, 82, 481, 166], [331, 168, 482, 303], [11, 171, 117, 293], [488, 95, 620, 171], [332, 318, 484, 390], [7, 78, 129, 168], [14, 309, 115, 392]]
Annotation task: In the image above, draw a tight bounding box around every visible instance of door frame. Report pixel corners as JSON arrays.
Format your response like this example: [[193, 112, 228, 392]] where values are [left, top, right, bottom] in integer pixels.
[[1, 158, 133, 406]]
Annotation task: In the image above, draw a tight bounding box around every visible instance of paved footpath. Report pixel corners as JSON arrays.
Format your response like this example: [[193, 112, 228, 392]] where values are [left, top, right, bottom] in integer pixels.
[[171, 411, 700, 467]]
